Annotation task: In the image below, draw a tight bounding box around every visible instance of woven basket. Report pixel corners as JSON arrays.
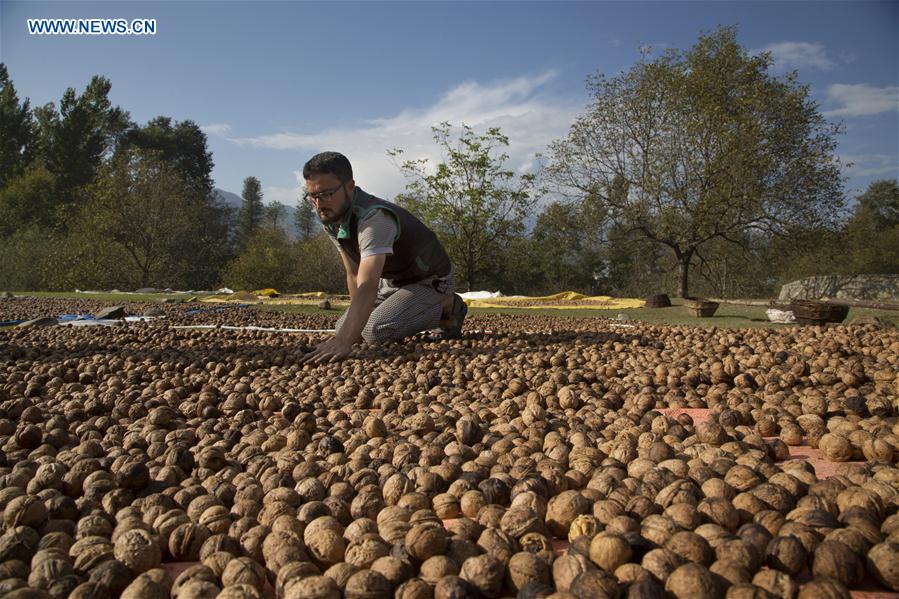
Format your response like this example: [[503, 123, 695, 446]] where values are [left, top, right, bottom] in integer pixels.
[[644, 293, 671, 308], [683, 297, 720, 318], [790, 300, 849, 325]]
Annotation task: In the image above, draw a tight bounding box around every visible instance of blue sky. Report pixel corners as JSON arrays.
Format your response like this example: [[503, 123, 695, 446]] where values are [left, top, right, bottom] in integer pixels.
[[2, 1, 897, 207]]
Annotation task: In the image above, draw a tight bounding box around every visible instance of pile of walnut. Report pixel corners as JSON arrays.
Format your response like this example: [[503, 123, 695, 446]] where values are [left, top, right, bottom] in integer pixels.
[[1, 310, 898, 599]]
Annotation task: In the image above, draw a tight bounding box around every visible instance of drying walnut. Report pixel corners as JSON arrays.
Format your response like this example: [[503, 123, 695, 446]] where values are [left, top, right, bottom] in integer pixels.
[[460, 553, 505, 597], [113, 528, 161, 574], [664, 563, 721, 599], [344, 569, 393, 599], [812, 540, 865, 587], [545, 491, 590, 538], [568, 569, 618, 598], [752, 569, 798, 599], [394, 578, 433, 599], [283, 575, 341, 599], [506, 551, 551, 593], [433, 575, 476, 599], [221, 556, 266, 590], [765, 535, 807, 575], [405, 523, 448, 561], [867, 541, 899, 591]]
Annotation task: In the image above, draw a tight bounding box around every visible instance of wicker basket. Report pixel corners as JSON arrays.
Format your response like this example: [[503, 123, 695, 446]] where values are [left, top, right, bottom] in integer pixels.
[[790, 299, 849, 325], [683, 297, 720, 318], [644, 293, 671, 308]]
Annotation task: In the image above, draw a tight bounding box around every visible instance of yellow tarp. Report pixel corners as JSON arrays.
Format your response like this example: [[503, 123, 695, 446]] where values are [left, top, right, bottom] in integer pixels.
[[466, 292, 645, 310], [254, 288, 280, 297]]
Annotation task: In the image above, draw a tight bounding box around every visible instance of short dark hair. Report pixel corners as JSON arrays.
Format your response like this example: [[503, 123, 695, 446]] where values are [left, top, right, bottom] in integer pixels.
[[303, 152, 353, 182]]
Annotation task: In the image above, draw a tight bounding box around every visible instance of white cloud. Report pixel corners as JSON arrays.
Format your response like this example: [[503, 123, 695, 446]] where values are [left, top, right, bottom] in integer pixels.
[[201, 123, 232, 136], [823, 84, 899, 118], [226, 71, 580, 198], [841, 154, 899, 178], [756, 41, 836, 71], [262, 170, 304, 206]]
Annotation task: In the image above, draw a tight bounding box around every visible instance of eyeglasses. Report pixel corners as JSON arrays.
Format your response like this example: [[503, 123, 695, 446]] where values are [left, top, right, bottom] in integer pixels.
[[304, 183, 345, 205]]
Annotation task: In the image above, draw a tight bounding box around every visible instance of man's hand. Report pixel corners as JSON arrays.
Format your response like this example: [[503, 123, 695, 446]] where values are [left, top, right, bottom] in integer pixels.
[[301, 335, 354, 364]]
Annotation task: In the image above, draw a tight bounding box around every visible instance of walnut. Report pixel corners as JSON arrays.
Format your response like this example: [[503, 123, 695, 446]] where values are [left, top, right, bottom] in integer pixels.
[[168, 523, 211, 561], [344, 569, 393, 599], [664, 563, 721, 599], [709, 559, 750, 585], [568, 569, 618, 598], [221, 556, 266, 590], [460, 553, 505, 597], [419, 555, 458, 586], [812, 540, 864, 587], [394, 578, 433, 599], [171, 564, 218, 597], [87, 559, 132, 595], [765, 535, 807, 575], [818, 434, 854, 462], [641, 548, 684, 582], [370, 555, 413, 588], [433, 575, 477, 599], [217, 585, 263, 599], [283, 575, 341, 599], [306, 529, 346, 567], [69, 582, 112, 599], [552, 553, 590, 593], [506, 551, 551, 593], [665, 531, 714, 565], [405, 523, 449, 561], [120, 568, 172, 599], [112, 528, 161, 574], [545, 491, 590, 538], [432, 493, 461, 519], [797, 577, 851, 599], [866, 541, 899, 591], [323, 562, 359, 591], [3, 495, 48, 528], [174, 580, 220, 599], [476, 528, 518, 564], [345, 535, 391, 569], [589, 532, 631, 572], [751, 569, 798, 599]]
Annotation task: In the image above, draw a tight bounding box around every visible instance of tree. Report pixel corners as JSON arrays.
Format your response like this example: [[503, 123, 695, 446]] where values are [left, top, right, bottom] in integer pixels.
[[223, 226, 296, 291], [236, 176, 264, 249], [263, 201, 288, 230], [71, 149, 210, 288], [390, 122, 537, 291], [0, 63, 36, 189], [34, 76, 131, 209], [295, 202, 317, 240], [843, 179, 899, 274], [546, 26, 845, 298], [119, 117, 215, 196]]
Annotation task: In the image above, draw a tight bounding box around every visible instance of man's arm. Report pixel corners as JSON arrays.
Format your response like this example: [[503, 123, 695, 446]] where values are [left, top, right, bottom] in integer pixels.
[[302, 253, 386, 363], [340, 251, 359, 298]]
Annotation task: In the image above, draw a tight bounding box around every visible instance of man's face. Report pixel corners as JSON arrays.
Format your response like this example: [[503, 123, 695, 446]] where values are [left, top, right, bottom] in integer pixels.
[[305, 173, 353, 224]]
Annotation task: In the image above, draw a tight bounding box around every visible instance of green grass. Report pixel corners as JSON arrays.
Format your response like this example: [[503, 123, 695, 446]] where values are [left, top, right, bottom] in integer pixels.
[[5, 292, 898, 329]]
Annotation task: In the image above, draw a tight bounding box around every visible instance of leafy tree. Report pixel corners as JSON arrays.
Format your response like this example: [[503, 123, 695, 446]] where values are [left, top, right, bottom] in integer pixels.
[[0, 164, 57, 236], [295, 202, 318, 240], [843, 179, 899, 274], [119, 117, 214, 195], [34, 76, 131, 210], [263, 201, 288, 230], [546, 26, 845, 298], [70, 149, 210, 288], [236, 176, 264, 249], [223, 226, 296, 291], [0, 63, 36, 189], [390, 122, 537, 291], [528, 201, 602, 294], [293, 232, 346, 293]]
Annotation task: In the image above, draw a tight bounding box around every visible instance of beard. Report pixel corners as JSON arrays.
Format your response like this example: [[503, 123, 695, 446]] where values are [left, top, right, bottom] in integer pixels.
[[317, 198, 350, 224]]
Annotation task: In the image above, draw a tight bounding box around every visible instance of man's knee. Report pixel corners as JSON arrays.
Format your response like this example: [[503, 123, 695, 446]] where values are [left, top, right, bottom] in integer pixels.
[[362, 319, 403, 343]]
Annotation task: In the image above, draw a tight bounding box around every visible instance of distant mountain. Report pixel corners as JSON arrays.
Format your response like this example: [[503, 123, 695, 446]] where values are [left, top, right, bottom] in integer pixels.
[[213, 187, 303, 240], [213, 188, 242, 209]]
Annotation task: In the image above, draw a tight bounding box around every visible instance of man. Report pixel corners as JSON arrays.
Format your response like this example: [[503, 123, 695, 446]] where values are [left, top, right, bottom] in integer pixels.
[[300, 151, 467, 363]]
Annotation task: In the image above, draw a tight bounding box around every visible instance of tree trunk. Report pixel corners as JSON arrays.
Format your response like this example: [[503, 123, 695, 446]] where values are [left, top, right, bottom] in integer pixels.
[[676, 248, 694, 298]]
